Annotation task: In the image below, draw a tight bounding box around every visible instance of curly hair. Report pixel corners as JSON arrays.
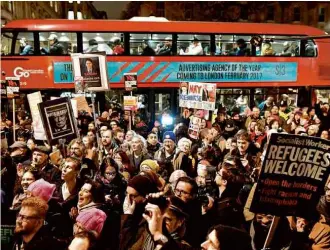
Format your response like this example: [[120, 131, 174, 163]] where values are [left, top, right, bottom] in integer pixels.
[[21, 197, 49, 218]]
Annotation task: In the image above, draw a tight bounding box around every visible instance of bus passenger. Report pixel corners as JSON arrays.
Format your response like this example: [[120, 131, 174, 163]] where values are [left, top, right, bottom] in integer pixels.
[[156, 37, 172, 56], [111, 37, 124, 55], [141, 40, 156, 56], [45, 34, 65, 55], [19, 37, 34, 55], [84, 39, 113, 55], [234, 39, 250, 56], [180, 37, 203, 55], [261, 40, 275, 56]]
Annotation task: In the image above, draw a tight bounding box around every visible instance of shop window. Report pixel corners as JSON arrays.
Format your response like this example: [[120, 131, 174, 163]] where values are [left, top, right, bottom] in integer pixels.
[[267, 6, 275, 21], [14, 32, 34, 55], [177, 34, 211, 55], [316, 89, 330, 104], [318, 7, 325, 22], [1, 32, 13, 55], [215, 35, 251, 56], [39, 32, 77, 55], [216, 89, 250, 113], [130, 33, 172, 56], [156, 2, 165, 17], [185, 2, 193, 20], [293, 7, 301, 22], [83, 32, 124, 55]]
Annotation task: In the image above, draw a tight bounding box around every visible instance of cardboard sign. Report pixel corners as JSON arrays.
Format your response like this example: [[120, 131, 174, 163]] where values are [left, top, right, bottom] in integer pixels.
[[124, 96, 138, 111], [250, 133, 330, 217], [5, 77, 20, 99], [71, 53, 109, 91], [38, 97, 79, 145], [188, 116, 201, 139], [72, 96, 92, 116], [27, 92, 47, 140], [124, 72, 137, 91], [1, 224, 15, 248], [179, 82, 217, 111]]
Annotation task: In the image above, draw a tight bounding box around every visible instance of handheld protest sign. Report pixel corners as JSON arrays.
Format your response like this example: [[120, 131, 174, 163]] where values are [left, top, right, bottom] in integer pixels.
[[250, 133, 330, 218], [38, 97, 79, 146], [179, 82, 217, 111], [71, 53, 109, 92], [124, 72, 137, 91]]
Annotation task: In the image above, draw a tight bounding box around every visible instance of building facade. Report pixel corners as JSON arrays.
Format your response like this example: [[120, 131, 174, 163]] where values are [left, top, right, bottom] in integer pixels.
[[122, 1, 330, 33], [1, 1, 106, 26]]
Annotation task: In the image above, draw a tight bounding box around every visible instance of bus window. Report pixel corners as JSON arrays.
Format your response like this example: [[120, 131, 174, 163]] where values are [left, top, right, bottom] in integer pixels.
[[83, 32, 124, 55], [262, 36, 300, 57], [178, 34, 210, 55], [1, 32, 13, 55], [39, 32, 77, 55], [215, 35, 251, 56], [129, 33, 172, 56], [15, 32, 34, 55], [303, 39, 316, 57]]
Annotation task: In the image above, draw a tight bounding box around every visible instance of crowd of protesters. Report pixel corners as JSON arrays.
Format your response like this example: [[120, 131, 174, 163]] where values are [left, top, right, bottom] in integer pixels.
[[0, 94, 329, 250]]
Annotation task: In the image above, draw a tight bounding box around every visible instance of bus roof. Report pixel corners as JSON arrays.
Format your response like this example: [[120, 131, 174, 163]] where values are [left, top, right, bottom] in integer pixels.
[[3, 19, 325, 36]]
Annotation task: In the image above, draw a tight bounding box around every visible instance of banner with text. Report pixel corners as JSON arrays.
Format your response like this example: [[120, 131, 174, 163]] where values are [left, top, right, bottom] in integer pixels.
[[250, 133, 330, 217], [54, 62, 298, 83], [179, 82, 216, 111]]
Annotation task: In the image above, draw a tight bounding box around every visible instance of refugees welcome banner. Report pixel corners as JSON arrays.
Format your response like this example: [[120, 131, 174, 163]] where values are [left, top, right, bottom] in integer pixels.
[[251, 133, 330, 217]]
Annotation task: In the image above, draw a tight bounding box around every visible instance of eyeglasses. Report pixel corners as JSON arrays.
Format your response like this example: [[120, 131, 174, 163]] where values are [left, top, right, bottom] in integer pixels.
[[17, 213, 40, 222], [174, 188, 191, 196], [105, 171, 116, 176]]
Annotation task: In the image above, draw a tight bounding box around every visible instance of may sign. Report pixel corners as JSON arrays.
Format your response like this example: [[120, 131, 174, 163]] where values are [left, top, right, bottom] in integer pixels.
[[251, 133, 330, 217]]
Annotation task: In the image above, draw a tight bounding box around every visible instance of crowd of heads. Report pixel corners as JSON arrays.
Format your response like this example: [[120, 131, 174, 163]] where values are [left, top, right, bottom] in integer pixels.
[[1, 93, 330, 250]]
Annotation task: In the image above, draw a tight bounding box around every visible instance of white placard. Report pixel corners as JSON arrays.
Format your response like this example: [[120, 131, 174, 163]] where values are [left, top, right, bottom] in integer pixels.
[[27, 92, 47, 140]]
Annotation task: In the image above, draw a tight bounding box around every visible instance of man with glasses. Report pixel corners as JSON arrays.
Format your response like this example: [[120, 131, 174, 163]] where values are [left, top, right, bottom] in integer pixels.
[[174, 177, 208, 247], [12, 197, 60, 249]]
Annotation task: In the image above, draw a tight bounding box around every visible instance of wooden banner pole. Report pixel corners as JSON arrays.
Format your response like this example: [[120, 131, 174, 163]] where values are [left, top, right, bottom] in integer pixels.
[[263, 216, 280, 250]]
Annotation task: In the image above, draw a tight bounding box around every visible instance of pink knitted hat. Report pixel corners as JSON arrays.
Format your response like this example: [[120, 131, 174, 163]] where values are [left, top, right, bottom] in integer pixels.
[[27, 178, 56, 202], [76, 208, 107, 235]]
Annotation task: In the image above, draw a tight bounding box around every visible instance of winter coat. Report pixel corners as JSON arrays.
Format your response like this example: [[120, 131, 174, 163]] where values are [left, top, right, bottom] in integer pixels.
[[11, 226, 62, 250]]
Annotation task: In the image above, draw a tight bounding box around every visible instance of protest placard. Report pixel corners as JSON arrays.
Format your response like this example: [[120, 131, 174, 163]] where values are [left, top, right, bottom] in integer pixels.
[[27, 92, 47, 141], [188, 116, 201, 140], [38, 97, 79, 145], [179, 82, 216, 111], [71, 53, 109, 91], [124, 73, 137, 91], [72, 96, 92, 116], [250, 133, 330, 217], [5, 77, 20, 99], [124, 96, 138, 111]]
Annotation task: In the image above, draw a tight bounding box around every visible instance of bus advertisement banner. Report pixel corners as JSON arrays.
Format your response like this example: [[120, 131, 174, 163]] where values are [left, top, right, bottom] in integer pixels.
[[54, 62, 297, 84], [5, 77, 20, 99], [179, 82, 216, 111], [250, 133, 330, 217]]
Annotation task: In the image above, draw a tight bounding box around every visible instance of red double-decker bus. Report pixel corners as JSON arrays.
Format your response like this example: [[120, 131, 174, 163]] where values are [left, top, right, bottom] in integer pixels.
[[2, 18, 330, 120]]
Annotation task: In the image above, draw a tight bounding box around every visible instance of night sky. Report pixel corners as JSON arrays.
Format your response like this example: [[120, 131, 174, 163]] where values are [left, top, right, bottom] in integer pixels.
[[93, 1, 129, 19]]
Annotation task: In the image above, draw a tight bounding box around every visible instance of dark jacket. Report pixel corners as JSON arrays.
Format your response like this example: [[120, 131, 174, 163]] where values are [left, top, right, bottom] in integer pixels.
[[154, 147, 176, 181], [147, 142, 161, 157], [128, 152, 151, 175], [315, 103, 330, 132], [50, 41, 64, 55], [12, 226, 62, 250]]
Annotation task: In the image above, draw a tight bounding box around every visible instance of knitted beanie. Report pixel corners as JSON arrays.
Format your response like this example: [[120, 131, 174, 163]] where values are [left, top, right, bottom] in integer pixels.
[[76, 208, 107, 235], [128, 172, 159, 197], [163, 131, 176, 142], [140, 159, 160, 173], [27, 178, 56, 202]]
